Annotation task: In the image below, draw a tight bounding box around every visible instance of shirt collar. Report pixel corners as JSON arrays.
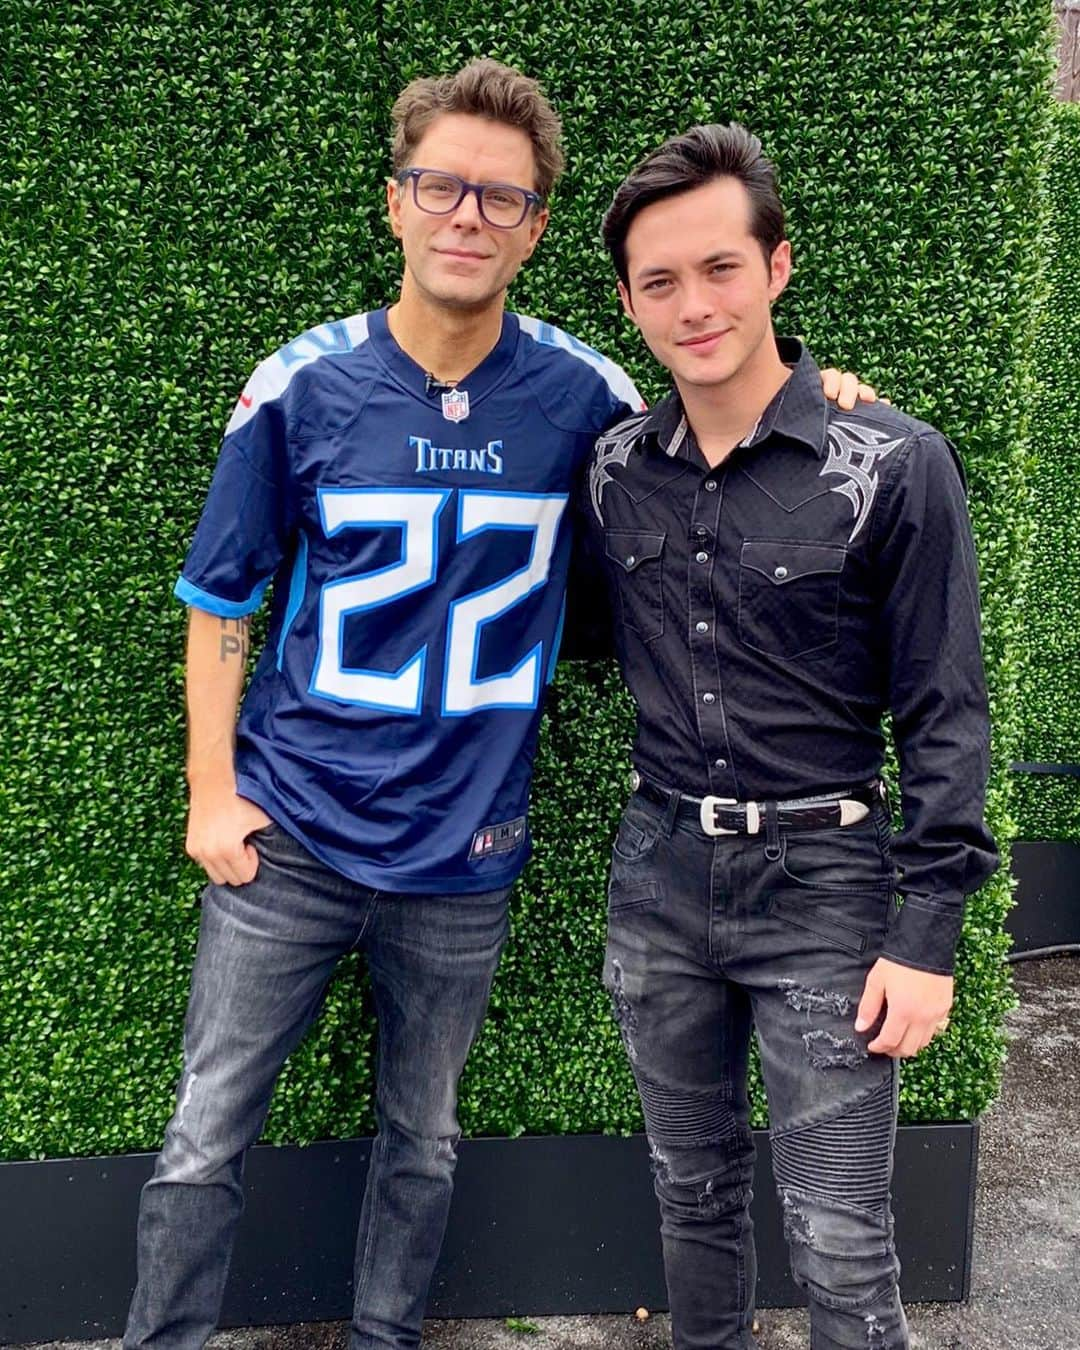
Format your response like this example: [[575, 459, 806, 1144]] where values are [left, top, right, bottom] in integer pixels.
[[640, 389, 691, 457], [638, 337, 829, 461], [751, 338, 829, 457]]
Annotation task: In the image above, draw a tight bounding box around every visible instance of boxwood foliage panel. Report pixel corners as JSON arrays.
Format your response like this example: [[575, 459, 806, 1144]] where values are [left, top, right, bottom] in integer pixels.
[[1013, 101, 1080, 843], [0, 3, 393, 1159], [0, 2, 1053, 1161]]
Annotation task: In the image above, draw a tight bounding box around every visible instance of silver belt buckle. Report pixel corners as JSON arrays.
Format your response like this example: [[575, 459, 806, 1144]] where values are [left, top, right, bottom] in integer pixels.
[[699, 795, 739, 836]]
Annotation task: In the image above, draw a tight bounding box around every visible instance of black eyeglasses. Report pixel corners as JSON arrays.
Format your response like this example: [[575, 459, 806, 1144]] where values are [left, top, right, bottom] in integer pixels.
[[396, 168, 543, 229]]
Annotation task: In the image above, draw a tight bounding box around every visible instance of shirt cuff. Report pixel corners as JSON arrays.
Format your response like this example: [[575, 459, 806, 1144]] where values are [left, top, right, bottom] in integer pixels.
[[881, 891, 964, 976]]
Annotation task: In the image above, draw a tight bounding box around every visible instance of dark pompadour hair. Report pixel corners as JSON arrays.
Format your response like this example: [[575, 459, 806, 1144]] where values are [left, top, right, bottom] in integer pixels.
[[602, 123, 786, 288]]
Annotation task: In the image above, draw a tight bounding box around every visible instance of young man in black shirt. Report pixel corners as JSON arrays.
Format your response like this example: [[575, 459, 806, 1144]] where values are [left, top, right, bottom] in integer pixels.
[[586, 125, 997, 1349]]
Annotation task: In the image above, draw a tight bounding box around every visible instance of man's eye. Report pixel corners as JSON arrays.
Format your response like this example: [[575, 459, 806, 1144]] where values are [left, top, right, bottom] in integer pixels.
[[642, 278, 672, 292], [419, 177, 457, 196], [711, 263, 734, 275]]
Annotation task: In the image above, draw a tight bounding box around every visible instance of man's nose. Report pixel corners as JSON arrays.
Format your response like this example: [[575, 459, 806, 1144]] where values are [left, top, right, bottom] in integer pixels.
[[449, 188, 483, 229], [679, 280, 715, 325]]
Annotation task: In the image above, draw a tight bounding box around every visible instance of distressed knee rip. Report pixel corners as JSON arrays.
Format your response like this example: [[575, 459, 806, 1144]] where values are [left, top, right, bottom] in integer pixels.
[[693, 1171, 746, 1220], [864, 1313, 888, 1348], [779, 1188, 889, 1256], [781, 1188, 816, 1247], [776, 980, 866, 1070], [648, 1138, 751, 1219], [608, 959, 639, 1062], [780, 1189, 898, 1313], [803, 1028, 867, 1070], [636, 1071, 753, 1217], [779, 979, 853, 1019]]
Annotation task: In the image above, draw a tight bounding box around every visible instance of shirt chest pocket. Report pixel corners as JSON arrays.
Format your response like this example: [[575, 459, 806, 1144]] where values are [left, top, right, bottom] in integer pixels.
[[737, 539, 846, 659], [605, 529, 666, 643]]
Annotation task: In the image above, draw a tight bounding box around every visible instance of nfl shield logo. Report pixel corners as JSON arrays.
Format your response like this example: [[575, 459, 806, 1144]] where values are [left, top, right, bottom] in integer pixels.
[[441, 388, 470, 422]]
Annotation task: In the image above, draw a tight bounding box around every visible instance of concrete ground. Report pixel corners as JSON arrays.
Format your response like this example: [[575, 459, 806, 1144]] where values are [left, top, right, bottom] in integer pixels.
[[26, 957, 1080, 1350]]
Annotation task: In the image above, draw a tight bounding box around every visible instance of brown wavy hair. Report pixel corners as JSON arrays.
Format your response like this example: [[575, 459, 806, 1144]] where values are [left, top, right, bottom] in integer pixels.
[[391, 58, 565, 201]]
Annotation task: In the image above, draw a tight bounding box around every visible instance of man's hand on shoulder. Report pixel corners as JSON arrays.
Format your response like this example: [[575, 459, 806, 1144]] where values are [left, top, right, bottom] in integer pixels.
[[854, 957, 954, 1059], [819, 368, 887, 411], [186, 777, 273, 887]]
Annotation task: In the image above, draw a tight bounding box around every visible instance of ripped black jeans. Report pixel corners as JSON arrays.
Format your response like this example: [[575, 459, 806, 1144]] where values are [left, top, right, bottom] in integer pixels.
[[604, 791, 907, 1350]]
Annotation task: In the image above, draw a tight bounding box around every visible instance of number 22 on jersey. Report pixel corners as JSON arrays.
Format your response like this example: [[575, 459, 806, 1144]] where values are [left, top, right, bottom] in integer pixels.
[[309, 488, 568, 716]]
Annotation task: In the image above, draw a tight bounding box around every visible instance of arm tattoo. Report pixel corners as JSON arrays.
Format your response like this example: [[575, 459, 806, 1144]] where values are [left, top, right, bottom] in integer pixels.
[[218, 617, 251, 664]]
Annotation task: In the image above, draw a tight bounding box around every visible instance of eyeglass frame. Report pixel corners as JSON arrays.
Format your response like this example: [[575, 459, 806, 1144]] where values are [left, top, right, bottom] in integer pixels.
[[395, 168, 545, 229]]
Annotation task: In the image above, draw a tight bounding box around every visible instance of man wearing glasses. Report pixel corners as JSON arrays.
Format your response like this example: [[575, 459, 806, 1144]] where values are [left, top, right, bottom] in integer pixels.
[[124, 61, 869, 1350]]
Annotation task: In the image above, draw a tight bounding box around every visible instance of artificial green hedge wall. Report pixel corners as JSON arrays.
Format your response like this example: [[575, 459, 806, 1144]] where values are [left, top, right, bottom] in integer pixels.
[[1013, 100, 1080, 843], [0, 3, 1053, 1160]]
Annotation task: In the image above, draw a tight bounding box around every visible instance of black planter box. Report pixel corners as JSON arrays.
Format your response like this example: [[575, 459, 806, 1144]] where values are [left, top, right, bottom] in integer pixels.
[[1010, 841, 1080, 953], [1, 1125, 976, 1343]]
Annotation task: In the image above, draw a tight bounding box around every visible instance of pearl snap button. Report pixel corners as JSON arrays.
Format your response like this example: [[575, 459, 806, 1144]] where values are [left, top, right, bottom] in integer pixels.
[[696, 621, 708, 633], [703, 692, 716, 704], [626, 555, 636, 566], [774, 565, 789, 579], [696, 551, 709, 563]]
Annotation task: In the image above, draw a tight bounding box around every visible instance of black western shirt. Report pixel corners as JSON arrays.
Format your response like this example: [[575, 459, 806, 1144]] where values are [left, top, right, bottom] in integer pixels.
[[581, 339, 998, 975]]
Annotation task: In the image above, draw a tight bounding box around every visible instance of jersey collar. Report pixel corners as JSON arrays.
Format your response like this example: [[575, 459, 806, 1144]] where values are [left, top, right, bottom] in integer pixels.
[[367, 306, 520, 409]]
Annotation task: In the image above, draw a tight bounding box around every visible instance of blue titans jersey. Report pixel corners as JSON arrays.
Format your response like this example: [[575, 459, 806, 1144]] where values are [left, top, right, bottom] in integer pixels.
[[176, 307, 643, 892]]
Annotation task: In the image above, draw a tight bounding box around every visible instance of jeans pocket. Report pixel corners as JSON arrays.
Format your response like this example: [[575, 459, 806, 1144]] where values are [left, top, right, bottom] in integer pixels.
[[608, 877, 663, 915], [779, 827, 892, 892], [768, 891, 869, 955], [612, 800, 665, 863]]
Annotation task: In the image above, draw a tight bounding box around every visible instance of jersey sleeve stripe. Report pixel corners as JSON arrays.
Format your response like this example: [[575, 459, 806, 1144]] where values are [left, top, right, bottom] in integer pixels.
[[516, 313, 646, 411], [174, 574, 271, 617], [224, 312, 372, 436]]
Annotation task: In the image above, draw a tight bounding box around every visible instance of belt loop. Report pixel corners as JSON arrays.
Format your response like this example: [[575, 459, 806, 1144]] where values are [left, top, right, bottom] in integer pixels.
[[764, 800, 781, 861], [661, 786, 680, 838]]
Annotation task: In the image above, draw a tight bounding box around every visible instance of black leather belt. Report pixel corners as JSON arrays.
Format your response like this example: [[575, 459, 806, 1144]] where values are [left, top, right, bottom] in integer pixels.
[[633, 773, 882, 838]]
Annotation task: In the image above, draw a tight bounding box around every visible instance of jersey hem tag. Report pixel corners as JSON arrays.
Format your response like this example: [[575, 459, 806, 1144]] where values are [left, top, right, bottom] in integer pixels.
[[470, 815, 526, 859]]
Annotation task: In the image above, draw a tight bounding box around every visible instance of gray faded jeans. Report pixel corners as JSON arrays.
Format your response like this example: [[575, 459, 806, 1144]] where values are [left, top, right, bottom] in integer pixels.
[[124, 823, 510, 1350], [604, 790, 908, 1350]]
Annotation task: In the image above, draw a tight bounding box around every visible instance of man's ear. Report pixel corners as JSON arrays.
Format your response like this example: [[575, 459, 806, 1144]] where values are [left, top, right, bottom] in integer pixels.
[[521, 207, 549, 261], [768, 240, 792, 303], [386, 177, 404, 239], [617, 279, 638, 326]]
